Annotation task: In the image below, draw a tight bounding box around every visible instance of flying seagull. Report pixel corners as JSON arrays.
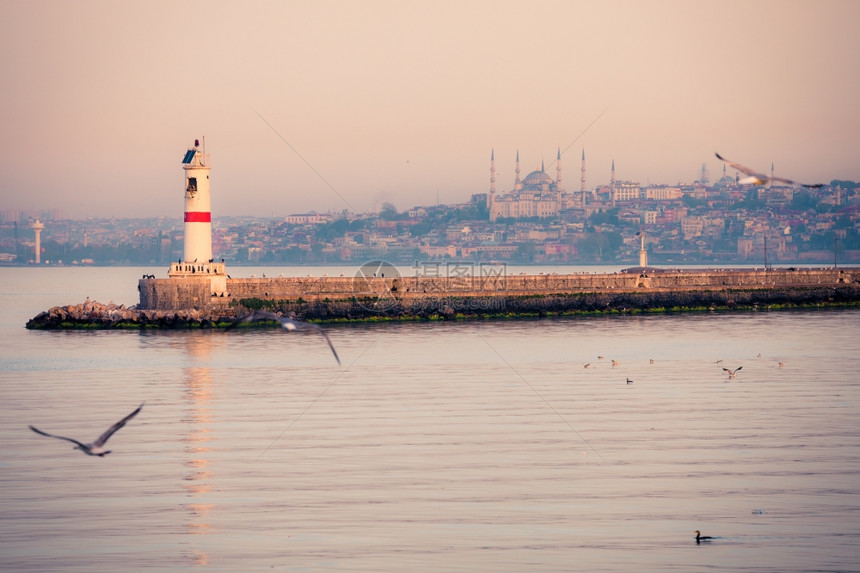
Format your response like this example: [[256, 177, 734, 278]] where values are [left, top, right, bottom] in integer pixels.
[[29, 403, 143, 457], [231, 310, 340, 365], [715, 152, 823, 188], [723, 366, 743, 379]]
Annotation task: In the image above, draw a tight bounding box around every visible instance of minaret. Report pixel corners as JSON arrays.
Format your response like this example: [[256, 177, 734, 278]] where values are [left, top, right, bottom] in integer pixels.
[[556, 148, 562, 189], [31, 219, 44, 264], [770, 161, 775, 188], [488, 148, 496, 215], [541, 159, 548, 191], [580, 149, 587, 209], [514, 150, 522, 191], [638, 231, 647, 267], [611, 159, 616, 208], [556, 148, 563, 208]]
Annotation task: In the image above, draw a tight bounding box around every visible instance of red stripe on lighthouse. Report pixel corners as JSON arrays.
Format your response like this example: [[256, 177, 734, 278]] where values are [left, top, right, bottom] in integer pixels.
[[184, 212, 211, 223]]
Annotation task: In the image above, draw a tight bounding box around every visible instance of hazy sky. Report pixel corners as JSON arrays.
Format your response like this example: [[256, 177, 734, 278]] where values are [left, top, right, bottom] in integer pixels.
[[1, 0, 858, 218]]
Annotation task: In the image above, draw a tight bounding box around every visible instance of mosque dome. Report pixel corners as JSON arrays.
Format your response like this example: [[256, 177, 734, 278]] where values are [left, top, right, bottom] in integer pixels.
[[523, 170, 553, 185]]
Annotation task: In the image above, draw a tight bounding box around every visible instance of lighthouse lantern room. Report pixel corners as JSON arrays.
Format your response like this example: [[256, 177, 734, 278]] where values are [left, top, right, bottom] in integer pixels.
[[169, 138, 226, 290]]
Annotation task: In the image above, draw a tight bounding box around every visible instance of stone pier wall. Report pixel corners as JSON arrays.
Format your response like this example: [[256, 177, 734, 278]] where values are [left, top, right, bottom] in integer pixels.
[[138, 268, 858, 311]]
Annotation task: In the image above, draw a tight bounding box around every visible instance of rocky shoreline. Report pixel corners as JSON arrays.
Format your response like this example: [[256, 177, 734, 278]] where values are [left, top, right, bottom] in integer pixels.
[[25, 284, 860, 329], [25, 300, 237, 329]]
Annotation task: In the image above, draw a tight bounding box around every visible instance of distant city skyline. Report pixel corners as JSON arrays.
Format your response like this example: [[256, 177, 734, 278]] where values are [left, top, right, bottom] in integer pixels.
[[2, 1, 859, 219]]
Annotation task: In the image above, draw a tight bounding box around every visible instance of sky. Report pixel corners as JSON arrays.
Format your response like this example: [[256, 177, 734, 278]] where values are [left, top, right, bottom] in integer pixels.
[[1, 0, 858, 219]]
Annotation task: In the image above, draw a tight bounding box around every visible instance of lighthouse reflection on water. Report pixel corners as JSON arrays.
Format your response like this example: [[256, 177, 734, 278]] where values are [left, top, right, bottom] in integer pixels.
[[181, 333, 218, 566]]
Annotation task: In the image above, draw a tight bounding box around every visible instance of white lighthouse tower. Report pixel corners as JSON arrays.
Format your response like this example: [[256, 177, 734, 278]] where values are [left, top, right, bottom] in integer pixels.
[[31, 219, 45, 264], [168, 139, 226, 293], [182, 138, 211, 263], [638, 231, 648, 268]]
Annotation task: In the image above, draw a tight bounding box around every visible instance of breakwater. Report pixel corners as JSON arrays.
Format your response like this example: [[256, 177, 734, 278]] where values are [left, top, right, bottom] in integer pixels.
[[25, 300, 235, 329], [25, 267, 860, 328], [138, 267, 859, 310]]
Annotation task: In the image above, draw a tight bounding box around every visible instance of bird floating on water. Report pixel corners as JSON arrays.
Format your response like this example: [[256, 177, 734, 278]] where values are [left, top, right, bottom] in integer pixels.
[[695, 530, 713, 544], [723, 366, 743, 379], [626, 378, 634, 384], [231, 310, 340, 365], [715, 152, 823, 188], [29, 403, 143, 457]]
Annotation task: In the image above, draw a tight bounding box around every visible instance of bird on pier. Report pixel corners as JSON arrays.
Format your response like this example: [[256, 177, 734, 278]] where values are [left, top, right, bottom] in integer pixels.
[[723, 366, 743, 379], [29, 403, 143, 457], [230, 310, 340, 365], [694, 530, 713, 544], [715, 152, 822, 188]]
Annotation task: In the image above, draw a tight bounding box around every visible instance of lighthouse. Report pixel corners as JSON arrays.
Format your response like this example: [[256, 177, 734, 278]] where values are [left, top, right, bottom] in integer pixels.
[[638, 231, 648, 268], [168, 139, 226, 294], [31, 219, 45, 264], [181, 139, 212, 264]]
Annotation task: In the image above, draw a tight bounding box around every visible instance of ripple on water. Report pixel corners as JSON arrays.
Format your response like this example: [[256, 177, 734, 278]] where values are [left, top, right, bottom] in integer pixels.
[[1, 305, 859, 571]]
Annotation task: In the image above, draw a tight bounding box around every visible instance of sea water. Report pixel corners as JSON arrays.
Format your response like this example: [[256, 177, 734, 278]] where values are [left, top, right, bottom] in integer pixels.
[[1, 266, 858, 571]]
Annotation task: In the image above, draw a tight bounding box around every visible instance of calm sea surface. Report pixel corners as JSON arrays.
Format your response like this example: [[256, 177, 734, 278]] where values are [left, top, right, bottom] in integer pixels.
[[1, 266, 859, 572]]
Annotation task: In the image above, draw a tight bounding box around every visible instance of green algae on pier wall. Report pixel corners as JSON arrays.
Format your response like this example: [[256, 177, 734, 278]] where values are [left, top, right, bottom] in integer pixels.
[[232, 285, 860, 322]]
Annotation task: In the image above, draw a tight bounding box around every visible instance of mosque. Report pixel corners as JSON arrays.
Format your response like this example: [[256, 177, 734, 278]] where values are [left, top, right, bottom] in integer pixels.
[[487, 148, 589, 221], [713, 161, 739, 189]]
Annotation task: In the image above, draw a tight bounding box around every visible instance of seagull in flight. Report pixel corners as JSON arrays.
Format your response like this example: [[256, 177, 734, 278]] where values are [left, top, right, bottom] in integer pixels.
[[715, 152, 823, 188], [231, 310, 340, 365], [29, 403, 143, 457], [723, 366, 743, 379]]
